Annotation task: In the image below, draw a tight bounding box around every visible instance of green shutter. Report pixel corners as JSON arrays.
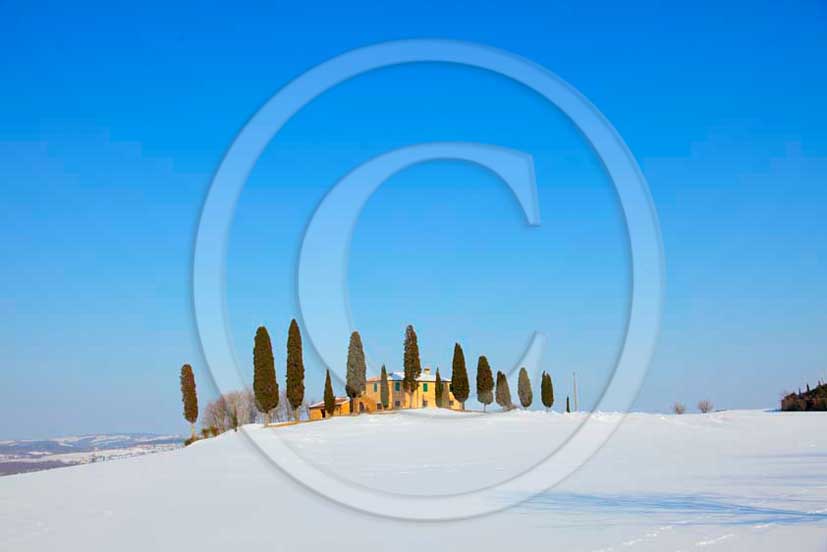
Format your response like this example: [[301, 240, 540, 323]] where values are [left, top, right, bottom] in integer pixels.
[[423, 383, 428, 392], [373, 383, 377, 392], [395, 382, 400, 391]]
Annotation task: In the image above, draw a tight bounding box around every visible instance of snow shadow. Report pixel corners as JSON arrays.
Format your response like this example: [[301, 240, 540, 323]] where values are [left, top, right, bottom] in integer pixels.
[[514, 492, 827, 527], [719, 452, 827, 487]]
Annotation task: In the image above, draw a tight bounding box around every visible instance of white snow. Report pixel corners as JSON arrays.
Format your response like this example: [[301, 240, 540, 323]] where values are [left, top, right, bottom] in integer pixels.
[[0, 434, 182, 475], [1, 410, 825, 551]]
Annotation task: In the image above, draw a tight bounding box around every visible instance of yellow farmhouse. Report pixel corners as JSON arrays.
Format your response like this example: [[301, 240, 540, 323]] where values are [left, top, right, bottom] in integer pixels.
[[308, 367, 463, 420], [365, 367, 464, 410]]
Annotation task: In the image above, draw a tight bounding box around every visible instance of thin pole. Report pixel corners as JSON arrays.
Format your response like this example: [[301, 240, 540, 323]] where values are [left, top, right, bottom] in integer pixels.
[[571, 371, 577, 411]]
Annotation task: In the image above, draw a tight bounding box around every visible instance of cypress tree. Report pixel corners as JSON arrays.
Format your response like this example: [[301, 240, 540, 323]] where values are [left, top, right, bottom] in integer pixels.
[[476, 356, 494, 411], [285, 319, 304, 420], [495, 371, 513, 411], [379, 365, 390, 409], [518, 367, 533, 409], [435, 368, 444, 408], [451, 343, 469, 409], [253, 326, 278, 424], [541, 371, 554, 412], [403, 325, 421, 407], [179, 364, 198, 438], [566, 396, 571, 413], [323, 369, 335, 417], [346, 331, 367, 412]]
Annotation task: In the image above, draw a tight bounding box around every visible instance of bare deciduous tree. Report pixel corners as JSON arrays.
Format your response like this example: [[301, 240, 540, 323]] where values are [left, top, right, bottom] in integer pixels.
[[201, 389, 259, 434], [202, 396, 228, 432], [269, 389, 310, 422], [697, 400, 713, 413], [672, 402, 686, 415], [272, 390, 290, 422], [224, 389, 258, 429]]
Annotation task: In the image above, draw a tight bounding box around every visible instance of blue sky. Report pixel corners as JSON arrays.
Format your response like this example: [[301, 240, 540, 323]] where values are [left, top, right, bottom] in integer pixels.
[[1, 0, 825, 438]]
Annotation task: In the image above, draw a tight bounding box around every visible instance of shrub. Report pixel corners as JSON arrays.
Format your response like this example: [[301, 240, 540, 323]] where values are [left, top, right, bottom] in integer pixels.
[[672, 402, 686, 415], [697, 400, 713, 413], [781, 383, 827, 411]]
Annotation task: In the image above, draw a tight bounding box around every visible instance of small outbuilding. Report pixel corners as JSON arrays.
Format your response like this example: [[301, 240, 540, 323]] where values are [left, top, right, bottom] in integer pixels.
[[308, 397, 350, 420]]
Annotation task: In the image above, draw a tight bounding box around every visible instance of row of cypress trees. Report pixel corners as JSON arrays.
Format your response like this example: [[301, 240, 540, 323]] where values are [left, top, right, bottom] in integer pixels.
[[492, 367, 557, 411], [182, 321, 569, 434], [324, 324, 561, 413], [267, 322, 565, 417], [433, 341, 558, 412]]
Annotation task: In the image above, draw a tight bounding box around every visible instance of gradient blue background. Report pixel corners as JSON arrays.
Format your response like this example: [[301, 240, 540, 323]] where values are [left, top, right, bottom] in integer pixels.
[[1, 0, 825, 438]]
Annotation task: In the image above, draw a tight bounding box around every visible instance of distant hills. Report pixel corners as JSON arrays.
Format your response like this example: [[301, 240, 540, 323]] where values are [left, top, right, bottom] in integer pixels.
[[0, 433, 182, 476]]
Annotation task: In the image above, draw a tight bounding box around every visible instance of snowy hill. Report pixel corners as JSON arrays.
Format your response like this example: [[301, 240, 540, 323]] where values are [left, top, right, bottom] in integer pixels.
[[0, 433, 182, 476], [1, 410, 825, 551]]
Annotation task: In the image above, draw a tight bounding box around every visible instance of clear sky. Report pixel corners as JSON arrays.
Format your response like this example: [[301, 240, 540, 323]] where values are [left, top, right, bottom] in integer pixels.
[[1, 0, 825, 439]]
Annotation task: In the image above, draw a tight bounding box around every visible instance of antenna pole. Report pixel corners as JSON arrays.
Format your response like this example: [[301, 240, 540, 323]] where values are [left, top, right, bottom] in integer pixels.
[[572, 371, 578, 412]]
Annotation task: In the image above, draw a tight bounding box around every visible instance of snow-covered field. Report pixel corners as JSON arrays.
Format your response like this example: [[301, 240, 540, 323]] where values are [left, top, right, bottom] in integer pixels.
[[1, 410, 825, 551]]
